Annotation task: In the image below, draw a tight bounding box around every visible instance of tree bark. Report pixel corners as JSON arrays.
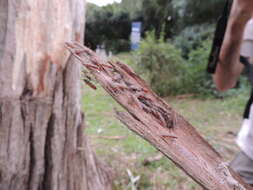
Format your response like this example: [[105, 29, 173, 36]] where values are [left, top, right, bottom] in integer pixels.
[[0, 1, 112, 190], [66, 42, 253, 190]]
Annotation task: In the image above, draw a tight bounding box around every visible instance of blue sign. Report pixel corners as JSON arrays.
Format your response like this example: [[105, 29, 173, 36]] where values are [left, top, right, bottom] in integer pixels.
[[131, 22, 142, 50]]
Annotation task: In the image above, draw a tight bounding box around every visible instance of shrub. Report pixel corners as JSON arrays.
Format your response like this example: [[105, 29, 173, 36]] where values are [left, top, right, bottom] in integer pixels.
[[181, 39, 215, 96], [134, 30, 248, 98], [135, 30, 185, 96], [173, 24, 214, 58]]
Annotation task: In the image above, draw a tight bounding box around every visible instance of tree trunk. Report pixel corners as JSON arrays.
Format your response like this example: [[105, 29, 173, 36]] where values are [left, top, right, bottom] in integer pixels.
[[66, 43, 253, 190], [0, 1, 112, 190]]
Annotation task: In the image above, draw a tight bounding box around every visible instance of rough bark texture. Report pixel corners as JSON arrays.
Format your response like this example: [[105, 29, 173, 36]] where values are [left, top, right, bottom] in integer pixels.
[[0, 1, 112, 190], [66, 42, 253, 190]]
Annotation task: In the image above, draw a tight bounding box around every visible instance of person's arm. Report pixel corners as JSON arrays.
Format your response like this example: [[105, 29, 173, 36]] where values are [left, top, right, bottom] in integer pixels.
[[213, 0, 253, 91]]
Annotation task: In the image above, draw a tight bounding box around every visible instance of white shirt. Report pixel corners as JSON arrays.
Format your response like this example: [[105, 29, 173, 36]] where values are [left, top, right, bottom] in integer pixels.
[[237, 104, 253, 159], [237, 19, 253, 159], [241, 19, 253, 58]]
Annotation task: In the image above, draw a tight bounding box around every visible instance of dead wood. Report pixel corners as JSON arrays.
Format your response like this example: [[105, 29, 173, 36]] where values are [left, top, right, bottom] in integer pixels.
[[66, 42, 253, 190], [143, 154, 163, 166]]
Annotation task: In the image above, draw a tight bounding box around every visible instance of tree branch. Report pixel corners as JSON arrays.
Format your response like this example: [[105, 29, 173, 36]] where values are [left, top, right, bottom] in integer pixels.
[[66, 42, 253, 190]]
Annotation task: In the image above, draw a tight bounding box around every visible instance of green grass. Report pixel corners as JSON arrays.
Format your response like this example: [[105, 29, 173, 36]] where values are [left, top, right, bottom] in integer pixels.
[[81, 55, 250, 189]]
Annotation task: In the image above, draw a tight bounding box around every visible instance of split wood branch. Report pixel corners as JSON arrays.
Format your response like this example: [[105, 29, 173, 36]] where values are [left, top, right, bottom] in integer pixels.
[[66, 42, 253, 190]]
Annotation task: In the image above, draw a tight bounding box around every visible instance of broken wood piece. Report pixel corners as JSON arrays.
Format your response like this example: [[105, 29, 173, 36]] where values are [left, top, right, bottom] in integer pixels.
[[83, 79, 97, 90], [143, 154, 163, 166], [66, 42, 253, 190]]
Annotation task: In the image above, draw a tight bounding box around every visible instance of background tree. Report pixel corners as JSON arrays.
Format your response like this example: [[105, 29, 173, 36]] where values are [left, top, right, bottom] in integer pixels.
[[0, 0, 112, 189], [85, 0, 224, 53], [173, 0, 224, 28], [172, 0, 225, 57], [121, 0, 143, 19], [85, 3, 131, 53], [140, 0, 177, 38]]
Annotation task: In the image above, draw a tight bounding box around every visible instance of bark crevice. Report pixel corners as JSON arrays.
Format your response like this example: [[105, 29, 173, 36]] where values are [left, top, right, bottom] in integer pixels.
[[42, 113, 54, 190], [28, 126, 35, 190]]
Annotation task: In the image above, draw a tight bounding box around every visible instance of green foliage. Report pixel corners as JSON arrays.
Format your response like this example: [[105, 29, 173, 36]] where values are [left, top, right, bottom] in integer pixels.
[[135, 31, 185, 96], [134, 32, 248, 98], [135, 31, 214, 97], [173, 24, 214, 58]]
